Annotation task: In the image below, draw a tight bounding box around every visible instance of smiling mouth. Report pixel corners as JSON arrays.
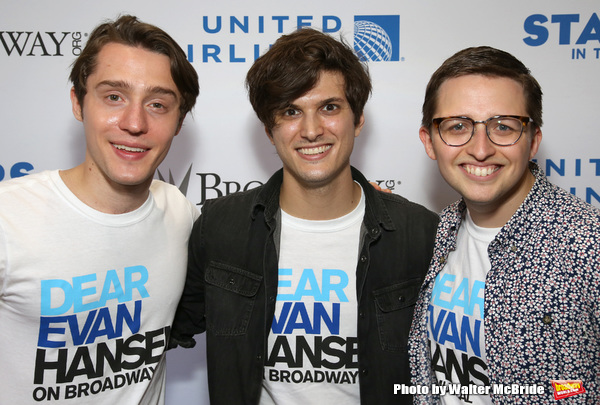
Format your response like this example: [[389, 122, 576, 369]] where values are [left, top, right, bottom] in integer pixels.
[[298, 145, 332, 155], [463, 164, 499, 177], [112, 143, 148, 153]]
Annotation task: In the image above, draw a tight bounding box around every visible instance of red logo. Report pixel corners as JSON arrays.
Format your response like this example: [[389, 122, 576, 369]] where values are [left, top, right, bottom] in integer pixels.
[[551, 380, 585, 400]]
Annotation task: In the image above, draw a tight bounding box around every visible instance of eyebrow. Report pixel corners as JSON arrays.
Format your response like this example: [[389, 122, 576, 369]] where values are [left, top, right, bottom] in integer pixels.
[[287, 97, 347, 109], [95, 80, 178, 99], [321, 97, 346, 105]]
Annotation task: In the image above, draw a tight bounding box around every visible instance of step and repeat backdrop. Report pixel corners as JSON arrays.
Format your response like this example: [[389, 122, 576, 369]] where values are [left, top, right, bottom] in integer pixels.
[[2, 0, 599, 403]]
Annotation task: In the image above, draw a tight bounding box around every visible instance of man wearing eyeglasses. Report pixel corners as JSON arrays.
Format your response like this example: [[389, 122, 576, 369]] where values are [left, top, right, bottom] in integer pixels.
[[409, 46, 600, 404]]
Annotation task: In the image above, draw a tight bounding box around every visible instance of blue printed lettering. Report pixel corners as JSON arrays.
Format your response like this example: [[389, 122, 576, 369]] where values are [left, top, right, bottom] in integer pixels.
[[576, 12, 600, 44], [86, 307, 117, 344], [70, 310, 97, 345], [461, 316, 481, 357], [273, 16, 289, 32], [552, 14, 580, 45], [99, 269, 125, 305], [73, 273, 99, 313], [277, 268, 349, 302], [323, 16, 341, 33], [284, 301, 314, 333], [203, 45, 221, 62], [278, 268, 293, 290], [294, 269, 321, 300], [428, 304, 482, 356], [41, 266, 149, 316], [524, 13, 600, 46], [321, 269, 348, 302], [272, 302, 340, 335], [428, 305, 446, 342], [297, 16, 313, 29], [272, 302, 293, 334], [469, 281, 485, 318], [449, 277, 469, 312], [431, 273, 455, 309], [438, 311, 460, 348], [431, 274, 485, 317], [38, 315, 71, 347], [523, 14, 548, 46], [37, 301, 142, 348], [123, 266, 149, 301], [313, 302, 339, 334], [41, 279, 73, 316]]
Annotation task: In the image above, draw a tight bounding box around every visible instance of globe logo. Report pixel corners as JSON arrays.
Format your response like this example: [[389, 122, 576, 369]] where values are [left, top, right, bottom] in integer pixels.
[[354, 20, 393, 62]]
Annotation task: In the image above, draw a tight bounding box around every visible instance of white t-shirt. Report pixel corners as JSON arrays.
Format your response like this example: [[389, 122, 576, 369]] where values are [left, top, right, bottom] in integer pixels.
[[0, 171, 198, 404], [260, 184, 365, 404], [427, 212, 499, 405]]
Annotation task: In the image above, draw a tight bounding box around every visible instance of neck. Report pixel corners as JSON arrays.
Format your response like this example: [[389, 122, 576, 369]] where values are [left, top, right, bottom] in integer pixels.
[[60, 164, 151, 214], [279, 168, 361, 220], [466, 170, 536, 228]]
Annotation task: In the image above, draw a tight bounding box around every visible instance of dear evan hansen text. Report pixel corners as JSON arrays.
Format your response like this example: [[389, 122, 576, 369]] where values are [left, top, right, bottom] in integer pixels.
[[33, 266, 167, 401]]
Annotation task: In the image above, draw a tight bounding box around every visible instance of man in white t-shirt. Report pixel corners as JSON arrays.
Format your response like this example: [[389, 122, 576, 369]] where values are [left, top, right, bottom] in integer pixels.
[[171, 28, 439, 404], [409, 46, 600, 404], [0, 16, 200, 404]]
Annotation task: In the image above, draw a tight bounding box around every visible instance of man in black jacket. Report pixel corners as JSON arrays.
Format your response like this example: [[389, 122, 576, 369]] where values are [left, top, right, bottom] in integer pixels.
[[171, 28, 438, 404]]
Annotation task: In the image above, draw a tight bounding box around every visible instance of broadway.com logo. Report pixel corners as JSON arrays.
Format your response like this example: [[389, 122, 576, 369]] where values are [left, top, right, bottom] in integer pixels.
[[157, 163, 404, 206], [157, 164, 263, 206], [0, 30, 86, 56], [551, 380, 586, 400]]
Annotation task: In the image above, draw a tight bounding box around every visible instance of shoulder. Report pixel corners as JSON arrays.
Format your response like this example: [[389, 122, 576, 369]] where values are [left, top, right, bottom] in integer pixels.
[[526, 182, 600, 266], [438, 200, 463, 222], [352, 166, 438, 226], [150, 179, 199, 220], [543, 181, 600, 229], [194, 185, 266, 234], [377, 191, 439, 225], [150, 178, 185, 195], [202, 184, 264, 213], [191, 186, 266, 245], [0, 171, 55, 203]]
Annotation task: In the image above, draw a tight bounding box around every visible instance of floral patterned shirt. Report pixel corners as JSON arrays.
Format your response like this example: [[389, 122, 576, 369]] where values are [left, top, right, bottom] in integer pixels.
[[409, 162, 600, 404]]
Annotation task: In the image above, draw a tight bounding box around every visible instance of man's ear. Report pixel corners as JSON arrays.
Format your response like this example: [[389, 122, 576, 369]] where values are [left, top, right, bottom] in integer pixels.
[[175, 115, 186, 136], [354, 114, 365, 138], [528, 126, 542, 160], [70, 87, 83, 122], [265, 126, 275, 145], [419, 126, 437, 160]]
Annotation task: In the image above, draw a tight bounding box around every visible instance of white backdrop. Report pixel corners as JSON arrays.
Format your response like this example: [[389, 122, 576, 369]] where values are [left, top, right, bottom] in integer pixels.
[[2, 1, 599, 403]]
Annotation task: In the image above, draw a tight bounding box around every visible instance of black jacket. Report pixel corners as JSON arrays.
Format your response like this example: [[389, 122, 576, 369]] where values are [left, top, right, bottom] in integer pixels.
[[171, 167, 439, 404]]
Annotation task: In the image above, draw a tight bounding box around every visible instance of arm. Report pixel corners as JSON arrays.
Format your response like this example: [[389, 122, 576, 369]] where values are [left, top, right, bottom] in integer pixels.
[[169, 214, 207, 349]]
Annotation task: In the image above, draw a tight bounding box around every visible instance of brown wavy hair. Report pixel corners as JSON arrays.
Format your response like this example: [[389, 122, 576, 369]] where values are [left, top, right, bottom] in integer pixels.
[[422, 46, 543, 130], [246, 28, 371, 132], [70, 15, 199, 123]]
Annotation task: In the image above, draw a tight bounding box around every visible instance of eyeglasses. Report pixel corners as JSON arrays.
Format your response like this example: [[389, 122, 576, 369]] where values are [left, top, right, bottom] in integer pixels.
[[431, 115, 534, 147]]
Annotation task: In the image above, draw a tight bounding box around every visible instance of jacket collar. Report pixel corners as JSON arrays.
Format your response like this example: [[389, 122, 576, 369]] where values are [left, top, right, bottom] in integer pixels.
[[250, 166, 395, 232], [440, 161, 550, 251], [491, 161, 552, 249]]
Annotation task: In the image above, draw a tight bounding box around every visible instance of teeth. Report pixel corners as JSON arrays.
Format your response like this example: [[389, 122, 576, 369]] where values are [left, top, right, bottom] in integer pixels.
[[298, 145, 332, 155], [113, 144, 147, 153], [464, 165, 497, 177]]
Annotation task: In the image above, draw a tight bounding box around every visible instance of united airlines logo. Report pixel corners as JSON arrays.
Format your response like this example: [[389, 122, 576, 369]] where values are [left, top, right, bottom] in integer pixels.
[[186, 14, 402, 64], [353, 15, 400, 62]]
